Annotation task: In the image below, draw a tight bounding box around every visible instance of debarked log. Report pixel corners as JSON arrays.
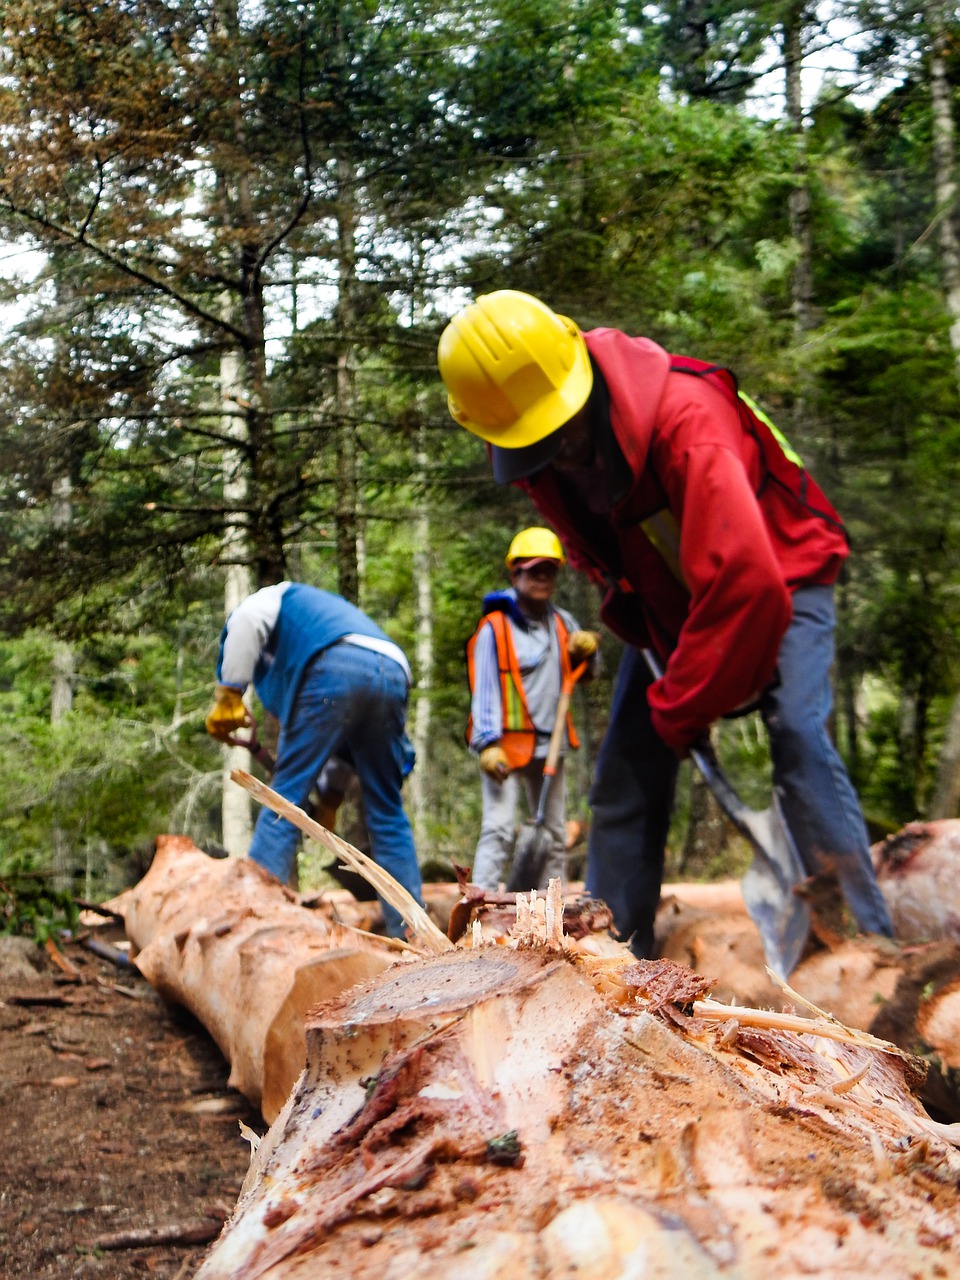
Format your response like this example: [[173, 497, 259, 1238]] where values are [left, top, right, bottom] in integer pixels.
[[197, 937, 960, 1280], [874, 819, 960, 942], [655, 821, 960, 1121], [108, 836, 398, 1121]]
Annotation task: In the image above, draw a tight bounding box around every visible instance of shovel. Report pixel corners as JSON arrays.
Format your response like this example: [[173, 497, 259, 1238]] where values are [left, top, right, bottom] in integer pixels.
[[642, 649, 810, 978], [506, 659, 589, 893]]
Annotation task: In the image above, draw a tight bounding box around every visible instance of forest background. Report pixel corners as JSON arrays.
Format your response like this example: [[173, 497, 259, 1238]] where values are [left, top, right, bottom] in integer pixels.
[[1, 0, 960, 914]]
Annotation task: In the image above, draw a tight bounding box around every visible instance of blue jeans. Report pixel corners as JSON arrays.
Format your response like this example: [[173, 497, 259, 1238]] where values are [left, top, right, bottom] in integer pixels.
[[247, 643, 422, 937], [585, 584, 892, 958]]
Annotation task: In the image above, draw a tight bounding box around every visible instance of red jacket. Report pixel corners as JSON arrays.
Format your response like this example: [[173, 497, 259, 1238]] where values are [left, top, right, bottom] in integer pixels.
[[520, 329, 849, 752]]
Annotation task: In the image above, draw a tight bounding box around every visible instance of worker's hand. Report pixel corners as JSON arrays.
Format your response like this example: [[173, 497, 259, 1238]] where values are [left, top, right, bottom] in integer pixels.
[[567, 630, 601, 665], [205, 685, 251, 741], [479, 745, 510, 782]]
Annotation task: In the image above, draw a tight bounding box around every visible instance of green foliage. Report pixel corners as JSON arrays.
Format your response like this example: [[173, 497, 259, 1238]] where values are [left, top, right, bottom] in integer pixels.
[[0, 0, 958, 881], [0, 627, 226, 897], [0, 865, 79, 945]]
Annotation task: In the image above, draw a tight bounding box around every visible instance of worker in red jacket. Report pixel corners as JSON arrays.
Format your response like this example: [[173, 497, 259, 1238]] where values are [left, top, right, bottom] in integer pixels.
[[438, 289, 893, 958]]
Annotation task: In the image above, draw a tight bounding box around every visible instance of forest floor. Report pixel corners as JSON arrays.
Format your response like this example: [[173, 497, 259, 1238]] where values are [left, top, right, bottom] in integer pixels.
[[0, 926, 261, 1280]]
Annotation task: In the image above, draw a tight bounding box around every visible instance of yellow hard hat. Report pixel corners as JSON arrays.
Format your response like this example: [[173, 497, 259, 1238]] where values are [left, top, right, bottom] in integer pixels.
[[505, 527, 566, 568], [437, 290, 593, 448]]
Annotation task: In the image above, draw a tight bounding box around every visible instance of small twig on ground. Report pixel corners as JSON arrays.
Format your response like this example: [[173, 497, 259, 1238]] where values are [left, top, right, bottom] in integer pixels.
[[172, 1252, 198, 1280], [73, 898, 126, 926], [5, 993, 80, 1008], [94, 976, 145, 999], [86, 1220, 223, 1251], [43, 938, 82, 982]]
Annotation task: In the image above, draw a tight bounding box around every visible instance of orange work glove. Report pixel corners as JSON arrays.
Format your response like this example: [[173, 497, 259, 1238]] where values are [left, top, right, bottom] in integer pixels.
[[567, 630, 600, 665], [479, 745, 510, 782], [205, 686, 250, 741]]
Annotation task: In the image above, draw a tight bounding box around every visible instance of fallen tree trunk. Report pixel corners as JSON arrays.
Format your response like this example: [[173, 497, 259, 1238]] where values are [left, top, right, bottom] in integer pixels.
[[874, 819, 960, 940], [108, 835, 398, 1122], [655, 820, 960, 1121], [112, 795, 960, 1276], [198, 910, 960, 1280]]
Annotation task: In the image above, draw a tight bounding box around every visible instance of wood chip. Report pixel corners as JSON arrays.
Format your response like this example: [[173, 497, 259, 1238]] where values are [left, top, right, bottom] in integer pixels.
[[177, 1096, 245, 1114]]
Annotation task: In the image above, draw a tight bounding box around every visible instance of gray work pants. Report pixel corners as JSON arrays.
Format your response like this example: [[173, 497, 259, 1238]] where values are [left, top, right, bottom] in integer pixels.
[[472, 756, 567, 891]]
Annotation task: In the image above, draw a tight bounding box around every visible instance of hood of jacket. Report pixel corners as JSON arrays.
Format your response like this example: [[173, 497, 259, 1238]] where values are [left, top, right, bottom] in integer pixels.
[[584, 328, 672, 477]]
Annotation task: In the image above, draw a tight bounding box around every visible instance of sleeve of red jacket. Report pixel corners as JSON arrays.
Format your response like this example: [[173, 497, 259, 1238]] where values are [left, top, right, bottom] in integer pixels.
[[646, 432, 793, 754]]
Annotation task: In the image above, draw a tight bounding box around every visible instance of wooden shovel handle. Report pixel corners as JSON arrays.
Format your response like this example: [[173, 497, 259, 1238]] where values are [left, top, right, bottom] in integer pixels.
[[542, 660, 589, 780]]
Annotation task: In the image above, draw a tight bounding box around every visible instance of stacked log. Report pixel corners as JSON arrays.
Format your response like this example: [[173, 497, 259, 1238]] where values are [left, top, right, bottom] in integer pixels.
[[197, 901, 960, 1280]]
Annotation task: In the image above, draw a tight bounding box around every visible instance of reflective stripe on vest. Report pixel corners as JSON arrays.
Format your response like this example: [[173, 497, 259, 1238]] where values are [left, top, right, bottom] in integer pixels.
[[640, 508, 684, 586], [465, 607, 580, 768], [738, 391, 804, 467]]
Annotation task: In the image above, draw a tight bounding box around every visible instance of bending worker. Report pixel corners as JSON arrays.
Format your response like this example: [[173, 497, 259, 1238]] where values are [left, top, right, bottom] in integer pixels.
[[438, 289, 893, 958], [466, 527, 599, 891], [205, 580, 422, 937]]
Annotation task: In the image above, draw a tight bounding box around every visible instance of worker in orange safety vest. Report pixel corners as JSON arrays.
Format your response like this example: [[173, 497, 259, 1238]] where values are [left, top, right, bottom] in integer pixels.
[[465, 527, 600, 890]]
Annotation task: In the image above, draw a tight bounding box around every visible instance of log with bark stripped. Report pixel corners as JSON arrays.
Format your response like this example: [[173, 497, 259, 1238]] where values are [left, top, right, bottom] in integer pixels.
[[197, 898, 960, 1280], [107, 835, 399, 1121], [874, 819, 960, 941], [655, 820, 960, 1120]]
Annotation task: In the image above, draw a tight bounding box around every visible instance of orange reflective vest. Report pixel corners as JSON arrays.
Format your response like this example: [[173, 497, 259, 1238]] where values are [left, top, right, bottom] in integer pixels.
[[465, 608, 580, 770]]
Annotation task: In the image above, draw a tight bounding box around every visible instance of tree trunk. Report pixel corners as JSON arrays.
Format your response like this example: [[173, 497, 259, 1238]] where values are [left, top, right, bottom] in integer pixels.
[[927, 0, 960, 372], [931, 693, 960, 818], [334, 152, 361, 605], [50, 474, 74, 892], [926, 2, 960, 817], [782, 2, 814, 340], [196, 914, 960, 1279], [409, 415, 433, 857], [220, 344, 254, 855], [109, 836, 396, 1122], [214, 0, 285, 590]]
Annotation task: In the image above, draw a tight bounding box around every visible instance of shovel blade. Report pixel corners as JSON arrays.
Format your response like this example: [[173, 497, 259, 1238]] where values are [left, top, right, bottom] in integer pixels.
[[506, 821, 554, 894], [739, 798, 811, 979]]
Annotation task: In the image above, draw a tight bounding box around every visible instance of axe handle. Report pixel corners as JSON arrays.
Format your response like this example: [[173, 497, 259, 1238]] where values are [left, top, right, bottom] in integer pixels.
[[226, 714, 276, 773]]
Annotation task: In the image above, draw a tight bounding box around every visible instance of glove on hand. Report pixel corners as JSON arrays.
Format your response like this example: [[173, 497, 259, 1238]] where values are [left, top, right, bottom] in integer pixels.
[[567, 630, 600, 665], [479, 745, 509, 782], [205, 686, 250, 741]]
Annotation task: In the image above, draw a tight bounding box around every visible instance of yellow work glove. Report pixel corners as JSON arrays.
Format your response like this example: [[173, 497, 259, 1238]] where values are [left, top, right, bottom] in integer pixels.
[[205, 685, 250, 741], [479, 745, 509, 782], [567, 630, 601, 665]]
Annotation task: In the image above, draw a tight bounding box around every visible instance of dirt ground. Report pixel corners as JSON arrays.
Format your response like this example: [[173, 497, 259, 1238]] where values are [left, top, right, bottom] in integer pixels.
[[0, 927, 261, 1280]]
